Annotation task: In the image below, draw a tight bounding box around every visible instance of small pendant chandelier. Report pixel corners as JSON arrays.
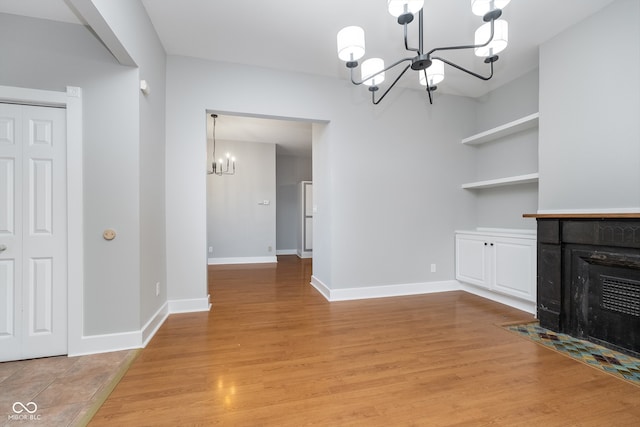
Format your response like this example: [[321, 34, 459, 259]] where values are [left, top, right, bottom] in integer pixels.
[[208, 114, 236, 176], [337, 0, 510, 105]]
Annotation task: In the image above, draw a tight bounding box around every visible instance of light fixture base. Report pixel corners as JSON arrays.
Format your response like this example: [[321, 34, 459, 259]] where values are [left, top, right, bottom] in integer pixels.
[[346, 61, 358, 68], [411, 54, 432, 71], [369, 86, 379, 92], [397, 13, 414, 25], [484, 55, 499, 64], [483, 9, 502, 22]]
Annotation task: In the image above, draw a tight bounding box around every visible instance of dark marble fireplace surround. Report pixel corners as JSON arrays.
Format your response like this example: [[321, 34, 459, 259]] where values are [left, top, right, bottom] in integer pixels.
[[527, 214, 640, 357]]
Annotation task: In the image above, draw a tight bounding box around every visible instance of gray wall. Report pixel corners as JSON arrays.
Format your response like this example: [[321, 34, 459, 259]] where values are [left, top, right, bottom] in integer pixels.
[[207, 139, 276, 260], [0, 6, 166, 335], [276, 154, 312, 253], [471, 69, 540, 230], [94, 0, 168, 329], [165, 55, 477, 302], [539, 0, 640, 212]]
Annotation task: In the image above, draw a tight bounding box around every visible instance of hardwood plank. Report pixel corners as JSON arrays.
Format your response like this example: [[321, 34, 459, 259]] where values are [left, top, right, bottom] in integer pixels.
[[90, 256, 640, 426]]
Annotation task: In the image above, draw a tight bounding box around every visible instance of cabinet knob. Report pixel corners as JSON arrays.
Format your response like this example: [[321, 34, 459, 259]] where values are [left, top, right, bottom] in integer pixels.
[[490, 243, 494, 246], [484, 242, 488, 246]]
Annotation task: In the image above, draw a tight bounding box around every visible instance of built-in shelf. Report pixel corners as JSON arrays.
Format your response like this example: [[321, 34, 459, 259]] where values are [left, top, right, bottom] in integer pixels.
[[461, 173, 539, 189], [462, 112, 539, 145]]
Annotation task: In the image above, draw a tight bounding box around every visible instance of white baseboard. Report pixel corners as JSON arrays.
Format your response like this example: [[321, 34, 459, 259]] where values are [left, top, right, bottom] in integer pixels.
[[458, 282, 536, 314], [141, 302, 170, 346], [68, 330, 142, 357], [310, 277, 535, 315], [311, 277, 459, 302], [208, 256, 278, 265], [69, 295, 211, 357], [310, 275, 331, 300], [168, 295, 211, 313], [297, 250, 312, 259], [276, 249, 297, 255]]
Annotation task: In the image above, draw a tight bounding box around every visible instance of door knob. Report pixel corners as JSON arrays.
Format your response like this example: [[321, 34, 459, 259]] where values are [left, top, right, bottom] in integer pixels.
[[0, 244, 6, 252]]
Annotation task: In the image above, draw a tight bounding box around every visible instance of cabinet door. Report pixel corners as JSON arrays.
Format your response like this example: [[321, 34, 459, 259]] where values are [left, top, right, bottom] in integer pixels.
[[492, 237, 536, 301], [455, 234, 490, 289]]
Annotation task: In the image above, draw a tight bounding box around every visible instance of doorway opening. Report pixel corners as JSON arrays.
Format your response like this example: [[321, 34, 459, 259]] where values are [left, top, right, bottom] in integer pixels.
[[204, 112, 315, 267]]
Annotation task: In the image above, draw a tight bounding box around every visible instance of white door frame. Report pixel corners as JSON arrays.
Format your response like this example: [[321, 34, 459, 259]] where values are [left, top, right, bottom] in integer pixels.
[[0, 85, 84, 357]]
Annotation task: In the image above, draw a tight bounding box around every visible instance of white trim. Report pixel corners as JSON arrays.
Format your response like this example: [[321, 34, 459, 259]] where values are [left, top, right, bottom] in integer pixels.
[[310, 277, 535, 315], [141, 302, 169, 346], [536, 208, 640, 214], [67, 296, 210, 357], [208, 256, 278, 265], [68, 331, 141, 357], [168, 296, 211, 313], [310, 275, 331, 300], [475, 227, 536, 235], [276, 249, 297, 255], [297, 250, 312, 259], [455, 228, 536, 239], [0, 85, 84, 358], [459, 281, 536, 314], [311, 278, 460, 302]]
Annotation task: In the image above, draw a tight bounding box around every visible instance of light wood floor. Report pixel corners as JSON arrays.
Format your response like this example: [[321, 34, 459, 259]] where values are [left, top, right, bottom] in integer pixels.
[[90, 256, 640, 426]]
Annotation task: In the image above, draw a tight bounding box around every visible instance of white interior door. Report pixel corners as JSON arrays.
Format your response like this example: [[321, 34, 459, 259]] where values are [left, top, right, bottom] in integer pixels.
[[0, 103, 67, 362]]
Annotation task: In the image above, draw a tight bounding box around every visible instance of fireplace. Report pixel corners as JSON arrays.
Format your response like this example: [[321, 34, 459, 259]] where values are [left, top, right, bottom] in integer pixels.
[[527, 214, 640, 357]]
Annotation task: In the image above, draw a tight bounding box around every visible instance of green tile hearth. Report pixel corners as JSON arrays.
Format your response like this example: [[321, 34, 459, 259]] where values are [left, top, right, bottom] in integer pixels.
[[506, 322, 640, 386]]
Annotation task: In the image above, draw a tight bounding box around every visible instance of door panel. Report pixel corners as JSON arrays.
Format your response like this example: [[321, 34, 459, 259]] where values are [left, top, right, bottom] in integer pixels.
[[0, 103, 66, 361], [29, 257, 53, 334], [0, 260, 15, 337], [29, 159, 53, 235], [0, 158, 14, 234]]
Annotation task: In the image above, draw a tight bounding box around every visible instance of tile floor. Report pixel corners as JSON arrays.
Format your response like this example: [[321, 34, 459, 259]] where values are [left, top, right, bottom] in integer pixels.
[[0, 350, 137, 427], [506, 322, 640, 386]]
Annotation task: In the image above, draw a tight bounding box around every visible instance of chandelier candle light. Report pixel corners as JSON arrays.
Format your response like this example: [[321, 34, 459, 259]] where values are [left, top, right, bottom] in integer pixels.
[[337, 0, 510, 104], [208, 114, 236, 176]]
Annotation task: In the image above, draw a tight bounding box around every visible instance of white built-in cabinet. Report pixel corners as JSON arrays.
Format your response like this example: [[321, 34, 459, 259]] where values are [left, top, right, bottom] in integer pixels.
[[455, 112, 539, 308], [455, 230, 536, 302]]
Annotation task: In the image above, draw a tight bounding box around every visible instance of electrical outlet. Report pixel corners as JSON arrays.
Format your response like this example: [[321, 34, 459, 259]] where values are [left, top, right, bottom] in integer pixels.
[[430, 264, 436, 273], [155, 282, 160, 296], [268, 246, 273, 252], [208, 246, 213, 254]]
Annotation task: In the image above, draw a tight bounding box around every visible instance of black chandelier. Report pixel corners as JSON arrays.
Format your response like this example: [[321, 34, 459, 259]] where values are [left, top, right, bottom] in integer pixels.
[[337, 0, 510, 104], [207, 114, 236, 176]]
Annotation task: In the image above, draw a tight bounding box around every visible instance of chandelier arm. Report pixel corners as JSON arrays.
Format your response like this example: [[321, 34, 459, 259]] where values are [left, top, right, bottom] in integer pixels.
[[349, 57, 414, 86], [404, 22, 420, 52], [372, 64, 412, 105], [403, 8, 424, 53], [426, 17, 495, 57], [432, 56, 495, 81]]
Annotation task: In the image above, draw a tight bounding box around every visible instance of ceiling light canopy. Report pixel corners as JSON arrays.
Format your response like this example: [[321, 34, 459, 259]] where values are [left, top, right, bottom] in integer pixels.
[[337, 0, 510, 104]]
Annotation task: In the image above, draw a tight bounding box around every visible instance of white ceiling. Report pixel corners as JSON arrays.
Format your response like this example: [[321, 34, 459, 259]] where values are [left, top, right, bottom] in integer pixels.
[[206, 113, 314, 158], [0, 0, 616, 157]]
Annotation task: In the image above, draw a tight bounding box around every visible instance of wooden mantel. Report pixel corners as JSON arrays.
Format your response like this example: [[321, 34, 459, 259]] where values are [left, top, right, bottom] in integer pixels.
[[523, 213, 640, 219]]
